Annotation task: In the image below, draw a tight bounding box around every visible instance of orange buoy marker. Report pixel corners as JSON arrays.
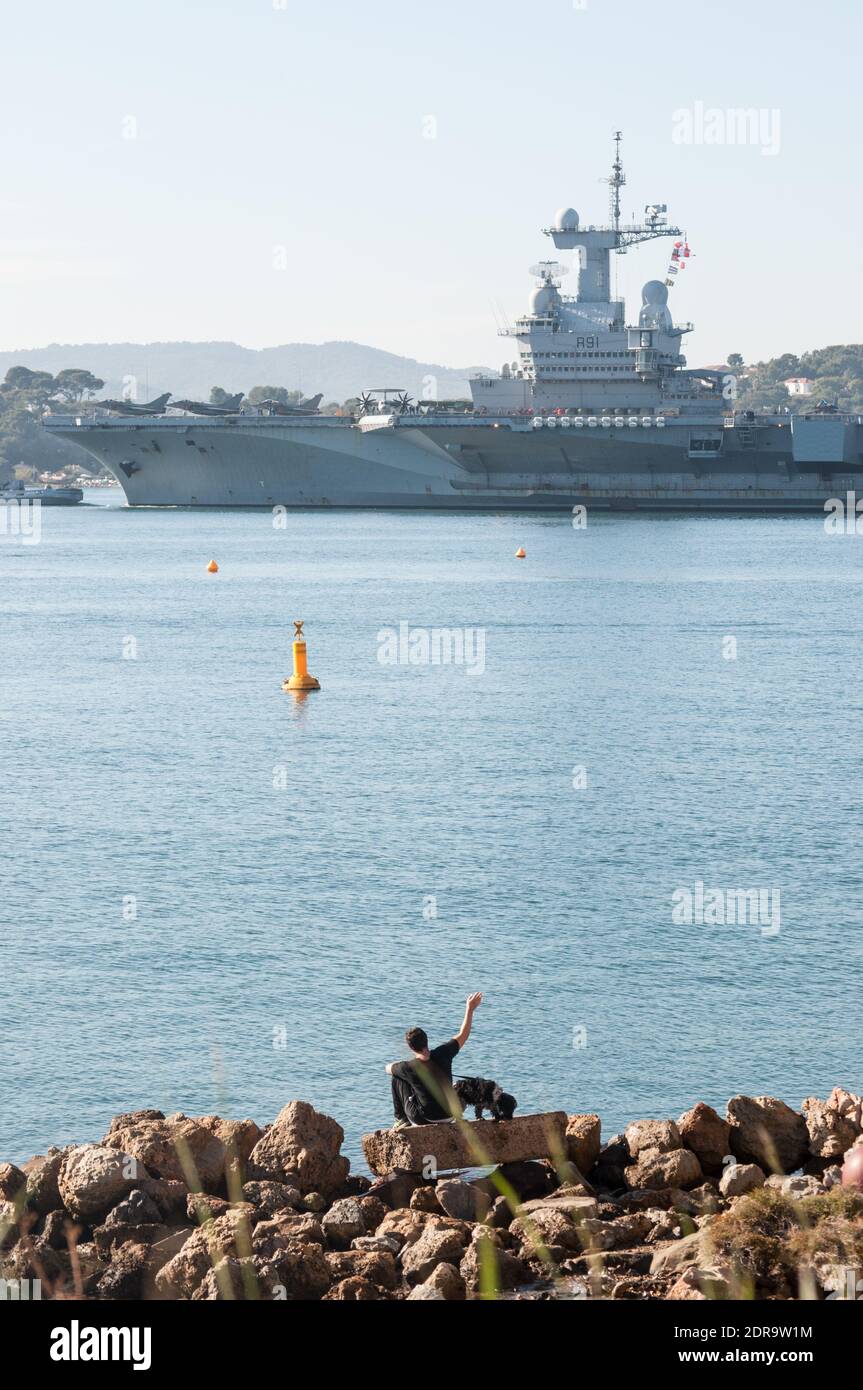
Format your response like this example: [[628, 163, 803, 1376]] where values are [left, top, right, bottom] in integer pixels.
[[515, 547, 526, 559], [282, 620, 321, 692], [207, 560, 219, 573]]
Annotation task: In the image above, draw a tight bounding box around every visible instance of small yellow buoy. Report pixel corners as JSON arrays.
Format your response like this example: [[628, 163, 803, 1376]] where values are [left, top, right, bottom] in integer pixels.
[[207, 560, 219, 573], [282, 620, 321, 692], [515, 547, 526, 559]]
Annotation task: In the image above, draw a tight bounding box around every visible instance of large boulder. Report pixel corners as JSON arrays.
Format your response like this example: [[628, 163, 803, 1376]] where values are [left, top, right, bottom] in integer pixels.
[[727, 1096, 808, 1174], [719, 1163, 765, 1198], [321, 1198, 366, 1249], [677, 1103, 731, 1176], [248, 1101, 349, 1195], [325, 1250, 398, 1289], [625, 1120, 682, 1158], [23, 1149, 67, 1215], [58, 1146, 147, 1223], [566, 1114, 601, 1174], [195, 1117, 263, 1182], [103, 1114, 229, 1193], [0, 1163, 26, 1203], [155, 1209, 253, 1298], [802, 1092, 861, 1159], [400, 1223, 471, 1284], [624, 1147, 703, 1192], [460, 1237, 529, 1294], [435, 1178, 490, 1223], [362, 1113, 568, 1177]]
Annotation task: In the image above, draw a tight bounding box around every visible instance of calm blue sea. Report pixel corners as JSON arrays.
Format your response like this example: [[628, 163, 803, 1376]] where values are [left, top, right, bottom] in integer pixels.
[[2, 496, 861, 1170]]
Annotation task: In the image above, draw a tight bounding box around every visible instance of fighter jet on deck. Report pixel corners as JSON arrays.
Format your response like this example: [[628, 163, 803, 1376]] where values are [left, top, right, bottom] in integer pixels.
[[255, 393, 323, 415], [95, 393, 172, 416], [168, 393, 246, 416]]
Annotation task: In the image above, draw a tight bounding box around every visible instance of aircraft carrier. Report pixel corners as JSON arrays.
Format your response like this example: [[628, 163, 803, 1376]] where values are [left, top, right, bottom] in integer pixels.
[[43, 138, 863, 511]]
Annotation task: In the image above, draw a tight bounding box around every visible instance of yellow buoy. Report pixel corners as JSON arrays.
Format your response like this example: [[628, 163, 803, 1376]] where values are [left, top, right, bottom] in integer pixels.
[[282, 620, 321, 692], [207, 559, 219, 573], [515, 547, 526, 559]]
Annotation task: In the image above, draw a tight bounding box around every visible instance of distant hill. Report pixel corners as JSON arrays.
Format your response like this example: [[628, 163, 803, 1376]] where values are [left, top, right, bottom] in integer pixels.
[[0, 340, 490, 405]]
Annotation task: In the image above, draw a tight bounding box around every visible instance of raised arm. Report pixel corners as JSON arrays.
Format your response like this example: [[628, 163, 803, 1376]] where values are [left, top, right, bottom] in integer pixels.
[[454, 992, 483, 1050]]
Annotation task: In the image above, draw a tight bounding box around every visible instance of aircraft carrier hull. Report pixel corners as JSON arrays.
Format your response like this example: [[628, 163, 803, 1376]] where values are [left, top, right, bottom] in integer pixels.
[[45, 412, 863, 512]]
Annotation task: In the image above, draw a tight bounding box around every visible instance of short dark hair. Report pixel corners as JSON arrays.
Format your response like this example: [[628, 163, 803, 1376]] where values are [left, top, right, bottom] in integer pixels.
[[405, 1027, 428, 1053]]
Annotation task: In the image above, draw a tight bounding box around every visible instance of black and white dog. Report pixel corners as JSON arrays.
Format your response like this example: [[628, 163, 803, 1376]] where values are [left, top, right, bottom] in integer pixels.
[[454, 1076, 517, 1122]]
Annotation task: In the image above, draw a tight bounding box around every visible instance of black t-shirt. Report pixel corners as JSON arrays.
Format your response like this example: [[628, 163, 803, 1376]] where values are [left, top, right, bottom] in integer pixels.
[[392, 1039, 460, 1121]]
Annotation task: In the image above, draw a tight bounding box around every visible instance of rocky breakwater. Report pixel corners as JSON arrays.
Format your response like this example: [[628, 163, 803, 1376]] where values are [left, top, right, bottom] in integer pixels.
[[1, 1087, 861, 1301]]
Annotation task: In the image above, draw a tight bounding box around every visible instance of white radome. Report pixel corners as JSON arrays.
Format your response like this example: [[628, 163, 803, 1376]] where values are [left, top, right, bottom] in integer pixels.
[[553, 207, 580, 231]]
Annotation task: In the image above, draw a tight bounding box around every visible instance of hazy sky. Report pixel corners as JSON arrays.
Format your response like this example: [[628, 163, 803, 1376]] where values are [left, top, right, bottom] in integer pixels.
[[1, 0, 860, 369]]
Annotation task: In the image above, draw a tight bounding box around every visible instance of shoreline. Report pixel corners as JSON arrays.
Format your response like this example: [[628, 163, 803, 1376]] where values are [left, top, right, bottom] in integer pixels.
[[2, 1086, 861, 1302]]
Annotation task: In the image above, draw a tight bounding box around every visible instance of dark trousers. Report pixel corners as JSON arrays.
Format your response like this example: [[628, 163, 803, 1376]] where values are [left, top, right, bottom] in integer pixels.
[[391, 1075, 426, 1125]]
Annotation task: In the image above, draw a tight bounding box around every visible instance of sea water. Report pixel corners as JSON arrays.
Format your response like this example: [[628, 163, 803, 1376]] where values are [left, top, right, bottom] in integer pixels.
[[1, 497, 860, 1167]]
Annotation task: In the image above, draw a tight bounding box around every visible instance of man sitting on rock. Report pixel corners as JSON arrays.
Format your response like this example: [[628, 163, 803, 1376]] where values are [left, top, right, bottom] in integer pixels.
[[386, 993, 483, 1130]]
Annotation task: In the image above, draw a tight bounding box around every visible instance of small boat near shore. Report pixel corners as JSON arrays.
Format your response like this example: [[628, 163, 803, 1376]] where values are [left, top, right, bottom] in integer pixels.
[[0, 480, 83, 506]]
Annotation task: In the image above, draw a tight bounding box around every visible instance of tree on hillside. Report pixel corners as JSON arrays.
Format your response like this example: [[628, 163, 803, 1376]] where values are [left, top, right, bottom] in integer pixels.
[[727, 353, 744, 369], [3, 366, 56, 396], [53, 368, 105, 402], [210, 386, 235, 405], [245, 386, 303, 406]]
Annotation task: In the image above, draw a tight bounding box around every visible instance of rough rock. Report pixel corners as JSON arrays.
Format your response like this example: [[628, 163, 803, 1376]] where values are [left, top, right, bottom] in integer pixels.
[[241, 1180, 302, 1217], [263, 1241, 331, 1300], [103, 1115, 228, 1192], [358, 1194, 386, 1231], [425, 1260, 466, 1300], [802, 1094, 860, 1159], [0, 1163, 26, 1203], [649, 1227, 715, 1276], [155, 1209, 252, 1298], [765, 1173, 825, 1199], [719, 1163, 765, 1198], [400, 1223, 471, 1284], [407, 1283, 446, 1299], [677, 1103, 731, 1175], [510, 1205, 584, 1255], [138, 1178, 188, 1223], [351, 1233, 401, 1255], [58, 1145, 146, 1222], [625, 1120, 682, 1158], [361, 1112, 568, 1176], [94, 1242, 151, 1300], [247, 1101, 349, 1195], [727, 1096, 809, 1174], [324, 1275, 385, 1300], [435, 1177, 490, 1223], [104, 1189, 163, 1228], [566, 1114, 602, 1174], [321, 1198, 366, 1249], [460, 1236, 529, 1293], [592, 1136, 630, 1190], [492, 1160, 558, 1202], [325, 1249, 398, 1289], [252, 1213, 325, 1255], [23, 1149, 66, 1215], [366, 1170, 421, 1210], [624, 1147, 703, 1191], [195, 1116, 263, 1180], [410, 1186, 442, 1213], [668, 1265, 732, 1301]]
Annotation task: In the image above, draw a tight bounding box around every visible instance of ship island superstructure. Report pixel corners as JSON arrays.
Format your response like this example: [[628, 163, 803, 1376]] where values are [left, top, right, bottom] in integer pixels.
[[44, 137, 862, 510]]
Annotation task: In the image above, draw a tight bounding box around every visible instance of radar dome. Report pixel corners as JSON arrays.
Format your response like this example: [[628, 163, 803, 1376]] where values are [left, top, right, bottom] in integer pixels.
[[530, 285, 557, 315], [553, 207, 579, 232], [642, 280, 669, 305]]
